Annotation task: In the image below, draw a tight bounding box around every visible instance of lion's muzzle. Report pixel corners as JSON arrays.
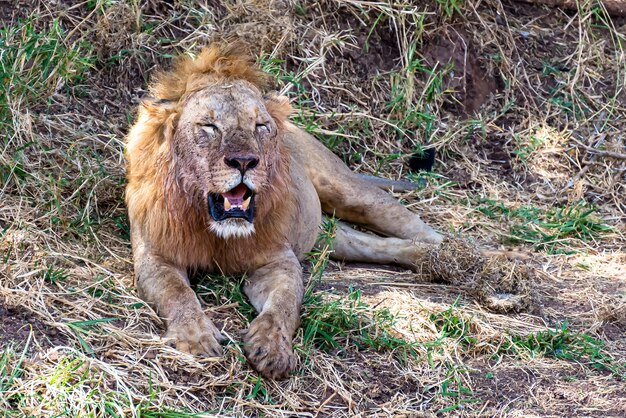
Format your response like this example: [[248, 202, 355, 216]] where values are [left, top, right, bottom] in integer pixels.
[[208, 183, 255, 223]]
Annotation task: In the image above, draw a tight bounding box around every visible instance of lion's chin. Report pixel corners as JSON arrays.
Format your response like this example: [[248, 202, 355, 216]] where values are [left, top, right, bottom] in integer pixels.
[[209, 218, 256, 239]]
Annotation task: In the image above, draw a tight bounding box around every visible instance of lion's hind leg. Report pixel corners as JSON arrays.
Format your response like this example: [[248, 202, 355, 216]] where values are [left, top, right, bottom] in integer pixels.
[[332, 223, 536, 313], [331, 222, 436, 271], [317, 174, 442, 244], [285, 126, 441, 244]]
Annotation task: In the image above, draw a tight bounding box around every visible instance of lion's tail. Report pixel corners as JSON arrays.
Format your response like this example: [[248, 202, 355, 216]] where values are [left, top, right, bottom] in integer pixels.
[[357, 174, 420, 192]]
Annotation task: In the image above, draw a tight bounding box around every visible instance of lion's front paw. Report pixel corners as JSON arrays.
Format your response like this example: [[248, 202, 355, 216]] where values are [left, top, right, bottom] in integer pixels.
[[164, 313, 224, 357], [243, 313, 296, 379]]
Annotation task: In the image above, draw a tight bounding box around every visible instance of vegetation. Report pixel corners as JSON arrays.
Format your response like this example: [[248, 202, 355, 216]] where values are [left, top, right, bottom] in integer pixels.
[[0, 0, 624, 416]]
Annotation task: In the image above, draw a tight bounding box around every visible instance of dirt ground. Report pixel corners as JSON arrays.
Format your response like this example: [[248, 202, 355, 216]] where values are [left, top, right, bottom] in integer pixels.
[[1, 0, 625, 417]]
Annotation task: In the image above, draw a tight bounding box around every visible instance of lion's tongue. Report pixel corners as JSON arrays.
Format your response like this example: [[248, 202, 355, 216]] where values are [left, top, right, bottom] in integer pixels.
[[222, 184, 248, 207]]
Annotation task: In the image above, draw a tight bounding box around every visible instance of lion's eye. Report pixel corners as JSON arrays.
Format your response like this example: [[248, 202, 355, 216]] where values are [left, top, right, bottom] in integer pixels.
[[201, 124, 218, 136], [255, 123, 270, 134]]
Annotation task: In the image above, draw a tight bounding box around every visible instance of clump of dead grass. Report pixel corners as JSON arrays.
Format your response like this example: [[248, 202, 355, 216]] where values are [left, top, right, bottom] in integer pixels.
[[598, 294, 626, 326], [424, 237, 535, 313]]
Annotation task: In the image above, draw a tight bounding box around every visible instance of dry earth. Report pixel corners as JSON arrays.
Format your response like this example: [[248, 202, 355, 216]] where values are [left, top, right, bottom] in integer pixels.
[[1, 0, 625, 417]]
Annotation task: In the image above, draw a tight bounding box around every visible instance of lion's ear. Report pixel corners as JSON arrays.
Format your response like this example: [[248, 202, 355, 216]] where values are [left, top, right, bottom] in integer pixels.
[[138, 97, 180, 144], [264, 94, 292, 128]]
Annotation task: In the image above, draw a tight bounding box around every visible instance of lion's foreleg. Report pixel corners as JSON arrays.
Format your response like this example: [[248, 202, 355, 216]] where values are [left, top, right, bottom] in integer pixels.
[[133, 243, 223, 356], [241, 251, 303, 379]]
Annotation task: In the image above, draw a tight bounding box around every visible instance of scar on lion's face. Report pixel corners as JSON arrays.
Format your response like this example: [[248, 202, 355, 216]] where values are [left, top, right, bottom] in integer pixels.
[[168, 81, 283, 237]]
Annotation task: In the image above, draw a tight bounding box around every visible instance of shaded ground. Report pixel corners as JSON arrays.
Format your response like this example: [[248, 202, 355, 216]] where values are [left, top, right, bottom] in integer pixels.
[[1, 0, 625, 417], [0, 302, 67, 351]]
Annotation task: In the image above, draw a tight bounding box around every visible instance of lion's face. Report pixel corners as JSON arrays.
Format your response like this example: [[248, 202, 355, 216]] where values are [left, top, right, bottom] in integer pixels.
[[170, 80, 283, 239]]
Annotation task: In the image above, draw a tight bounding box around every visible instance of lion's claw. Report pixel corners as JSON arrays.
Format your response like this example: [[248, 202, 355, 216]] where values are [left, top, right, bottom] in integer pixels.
[[164, 313, 224, 357], [243, 313, 295, 379]]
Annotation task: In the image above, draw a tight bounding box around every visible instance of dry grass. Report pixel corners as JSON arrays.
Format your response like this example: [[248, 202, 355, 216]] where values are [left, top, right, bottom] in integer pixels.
[[1, 0, 625, 416]]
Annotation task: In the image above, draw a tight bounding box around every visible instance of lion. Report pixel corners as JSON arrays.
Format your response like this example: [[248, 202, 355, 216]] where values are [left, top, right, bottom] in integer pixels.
[[125, 44, 445, 379]]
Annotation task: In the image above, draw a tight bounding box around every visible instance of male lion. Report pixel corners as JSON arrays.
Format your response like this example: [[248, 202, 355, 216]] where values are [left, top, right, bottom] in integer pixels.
[[125, 45, 444, 379]]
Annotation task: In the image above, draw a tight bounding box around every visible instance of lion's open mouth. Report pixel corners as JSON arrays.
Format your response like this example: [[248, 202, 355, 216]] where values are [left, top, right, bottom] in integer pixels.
[[208, 183, 255, 223]]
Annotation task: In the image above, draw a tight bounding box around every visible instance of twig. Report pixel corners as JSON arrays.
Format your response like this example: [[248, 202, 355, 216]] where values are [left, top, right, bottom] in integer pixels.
[[572, 137, 626, 160], [567, 135, 603, 188], [517, 0, 626, 17]]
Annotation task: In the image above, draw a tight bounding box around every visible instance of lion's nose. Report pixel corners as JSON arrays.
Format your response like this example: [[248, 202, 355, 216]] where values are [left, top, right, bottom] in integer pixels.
[[224, 155, 259, 173]]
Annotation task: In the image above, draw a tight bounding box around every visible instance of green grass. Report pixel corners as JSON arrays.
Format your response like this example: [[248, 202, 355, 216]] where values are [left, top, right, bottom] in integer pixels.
[[505, 322, 625, 379], [0, 339, 211, 417], [257, 53, 285, 80], [435, 364, 480, 413], [0, 16, 117, 243], [406, 303, 480, 412], [0, 141, 30, 185], [259, 22, 453, 170], [86, 0, 115, 11], [300, 286, 419, 358], [298, 218, 420, 360], [195, 274, 256, 323], [436, 0, 464, 19], [134, 408, 215, 418], [548, 86, 592, 119], [42, 265, 69, 284], [429, 305, 624, 379], [258, 53, 350, 152], [304, 216, 338, 296], [0, 18, 94, 137], [386, 42, 451, 147], [464, 117, 488, 142], [66, 317, 118, 356], [512, 131, 547, 163], [474, 198, 613, 252], [0, 342, 29, 412], [429, 303, 476, 347], [86, 277, 124, 304], [406, 171, 459, 199], [245, 375, 273, 404]]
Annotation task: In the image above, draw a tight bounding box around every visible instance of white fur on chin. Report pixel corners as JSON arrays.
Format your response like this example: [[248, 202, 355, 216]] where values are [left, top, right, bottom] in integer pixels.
[[209, 218, 256, 239]]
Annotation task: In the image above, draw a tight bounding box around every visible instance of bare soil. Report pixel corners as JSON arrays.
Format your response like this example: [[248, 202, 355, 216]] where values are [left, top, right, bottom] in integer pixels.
[[0, 301, 68, 351]]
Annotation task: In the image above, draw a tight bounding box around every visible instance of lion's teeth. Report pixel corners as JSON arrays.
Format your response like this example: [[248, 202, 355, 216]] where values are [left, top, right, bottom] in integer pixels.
[[242, 196, 251, 210], [224, 197, 232, 210]]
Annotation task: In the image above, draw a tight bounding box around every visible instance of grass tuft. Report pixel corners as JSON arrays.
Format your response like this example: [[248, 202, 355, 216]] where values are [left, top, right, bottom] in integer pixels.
[[505, 323, 625, 379], [300, 287, 418, 358], [0, 18, 94, 137], [475, 198, 613, 252]]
